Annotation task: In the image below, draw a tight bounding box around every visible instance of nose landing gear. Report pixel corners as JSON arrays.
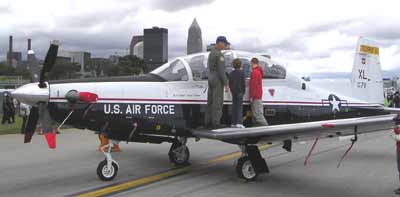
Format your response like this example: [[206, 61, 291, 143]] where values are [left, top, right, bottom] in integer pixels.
[[97, 140, 120, 181]]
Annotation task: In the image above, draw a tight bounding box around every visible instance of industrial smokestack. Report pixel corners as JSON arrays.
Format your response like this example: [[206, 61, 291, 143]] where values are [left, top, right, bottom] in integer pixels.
[[8, 35, 13, 66], [27, 38, 31, 50]]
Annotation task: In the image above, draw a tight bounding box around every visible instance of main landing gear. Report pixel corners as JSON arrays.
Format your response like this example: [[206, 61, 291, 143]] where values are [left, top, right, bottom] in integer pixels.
[[168, 137, 190, 166], [236, 145, 269, 181], [97, 140, 120, 181]]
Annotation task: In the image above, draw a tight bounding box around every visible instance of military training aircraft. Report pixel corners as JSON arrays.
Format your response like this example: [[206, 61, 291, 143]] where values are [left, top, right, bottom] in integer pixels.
[[11, 37, 399, 181]]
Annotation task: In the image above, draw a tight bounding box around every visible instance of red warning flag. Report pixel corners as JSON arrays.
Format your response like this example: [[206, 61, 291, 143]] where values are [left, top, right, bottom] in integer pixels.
[[44, 132, 56, 149]]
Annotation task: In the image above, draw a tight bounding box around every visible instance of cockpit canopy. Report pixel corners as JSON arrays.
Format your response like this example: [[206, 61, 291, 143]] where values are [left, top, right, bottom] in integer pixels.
[[151, 50, 286, 82]]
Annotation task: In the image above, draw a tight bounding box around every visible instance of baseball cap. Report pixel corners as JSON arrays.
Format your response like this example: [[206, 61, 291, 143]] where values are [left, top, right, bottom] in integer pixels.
[[216, 36, 230, 45]]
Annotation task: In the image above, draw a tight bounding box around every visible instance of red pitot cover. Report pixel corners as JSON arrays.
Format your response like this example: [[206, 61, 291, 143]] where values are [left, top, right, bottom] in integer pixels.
[[79, 92, 98, 103]]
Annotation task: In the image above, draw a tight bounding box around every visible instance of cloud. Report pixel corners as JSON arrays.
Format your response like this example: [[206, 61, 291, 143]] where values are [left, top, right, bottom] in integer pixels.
[[0, 6, 10, 14], [0, 0, 399, 76], [151, 0, 215, 12]]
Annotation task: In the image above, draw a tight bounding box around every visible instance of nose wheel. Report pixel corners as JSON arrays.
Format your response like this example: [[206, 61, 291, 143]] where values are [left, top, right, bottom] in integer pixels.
[[168, 137, 190, 165], [97, 159, 119, 181], [97, 140, 120, 181]]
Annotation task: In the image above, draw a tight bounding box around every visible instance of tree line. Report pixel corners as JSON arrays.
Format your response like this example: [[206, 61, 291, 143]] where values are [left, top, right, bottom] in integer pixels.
[[0, 55, 145, 80]]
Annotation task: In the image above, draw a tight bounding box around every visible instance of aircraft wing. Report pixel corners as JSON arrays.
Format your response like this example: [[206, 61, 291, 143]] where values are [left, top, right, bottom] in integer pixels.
[[384, 107, 400, 114], [192, 114, 398, 144]]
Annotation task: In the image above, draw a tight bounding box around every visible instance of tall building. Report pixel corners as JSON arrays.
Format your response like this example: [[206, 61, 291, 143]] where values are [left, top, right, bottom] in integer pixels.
[[27, 39, 34, 61], [143, 27, 168, 72], [58, 50, 91, 76], [133, 41, 144, 59], [21, 38, 35, 70], [7, 52, 22, 68], [7, 35, 12, 66], [6, 36, 21, 67], [27, 38, 31, 50], [129, 35, 143, 56], [187, 18, 203, 55]]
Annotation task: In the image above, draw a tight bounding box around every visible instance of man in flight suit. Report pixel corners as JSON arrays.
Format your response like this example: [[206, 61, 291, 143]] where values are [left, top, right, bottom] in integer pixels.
[[205, 36, 230, 129]]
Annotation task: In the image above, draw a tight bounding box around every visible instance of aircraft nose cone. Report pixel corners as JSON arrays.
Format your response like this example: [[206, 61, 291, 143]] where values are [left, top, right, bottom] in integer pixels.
[[11, 83, 49, 106]]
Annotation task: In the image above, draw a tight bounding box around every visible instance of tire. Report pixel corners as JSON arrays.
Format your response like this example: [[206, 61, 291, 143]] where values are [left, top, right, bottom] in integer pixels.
[[168, 143, 190, 166], [97, 159, 118, 181], [236, 156, 258, 181]]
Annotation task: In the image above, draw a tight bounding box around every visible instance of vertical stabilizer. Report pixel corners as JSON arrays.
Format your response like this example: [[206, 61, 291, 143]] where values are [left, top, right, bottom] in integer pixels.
[[351, 37, 383, 104]]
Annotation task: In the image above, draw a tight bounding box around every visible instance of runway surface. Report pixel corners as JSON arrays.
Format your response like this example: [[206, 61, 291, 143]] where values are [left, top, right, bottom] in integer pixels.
[[0, 129, 399, 197]]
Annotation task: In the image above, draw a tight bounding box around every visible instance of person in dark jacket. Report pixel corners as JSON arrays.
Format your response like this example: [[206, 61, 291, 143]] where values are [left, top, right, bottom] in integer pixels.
[[249, 58, 268, 126], [8, 97, 15, 123], [2, 93, 12, 124], [391, 125, 400, 194], [394, 92, 400, 108], [229, 58, 245, 128]]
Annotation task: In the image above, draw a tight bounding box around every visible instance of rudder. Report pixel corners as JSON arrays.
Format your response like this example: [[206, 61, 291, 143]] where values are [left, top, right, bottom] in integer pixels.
[[351, 37, 384, 104]]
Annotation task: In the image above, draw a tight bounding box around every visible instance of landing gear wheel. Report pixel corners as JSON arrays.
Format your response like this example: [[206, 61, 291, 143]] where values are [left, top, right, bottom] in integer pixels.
[[168, 143, 190, 166], [236, 156, 258, 181], [97, 159, 118, 181]]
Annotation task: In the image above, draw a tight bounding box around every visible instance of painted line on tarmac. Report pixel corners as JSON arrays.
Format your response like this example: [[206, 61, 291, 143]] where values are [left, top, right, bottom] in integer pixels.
[[72, 144, 272, 197]]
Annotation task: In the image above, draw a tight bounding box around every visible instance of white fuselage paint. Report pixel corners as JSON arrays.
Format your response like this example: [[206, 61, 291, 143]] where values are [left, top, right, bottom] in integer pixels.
[[48, 77, 376, 109]]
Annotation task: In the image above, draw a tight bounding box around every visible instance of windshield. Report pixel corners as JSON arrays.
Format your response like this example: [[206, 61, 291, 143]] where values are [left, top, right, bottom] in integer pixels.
[[153, 59, 189, 81], [236, 51, 286, 79], [184, 55, 207, 81]]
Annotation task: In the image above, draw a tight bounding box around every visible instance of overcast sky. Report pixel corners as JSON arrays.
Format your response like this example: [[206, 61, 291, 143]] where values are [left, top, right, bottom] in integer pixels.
[[0, 0, 399, 75]]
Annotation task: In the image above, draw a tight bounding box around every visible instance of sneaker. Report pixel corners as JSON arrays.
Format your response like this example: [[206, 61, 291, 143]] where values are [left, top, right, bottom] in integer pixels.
[[235, 124, 245, 128]]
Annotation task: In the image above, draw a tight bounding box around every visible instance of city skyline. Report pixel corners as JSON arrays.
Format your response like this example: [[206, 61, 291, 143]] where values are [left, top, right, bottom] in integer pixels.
[[0, 0, 399, 75]]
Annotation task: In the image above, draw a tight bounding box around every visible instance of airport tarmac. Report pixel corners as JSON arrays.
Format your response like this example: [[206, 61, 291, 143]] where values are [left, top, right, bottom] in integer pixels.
[[0, 129, 399, 197]]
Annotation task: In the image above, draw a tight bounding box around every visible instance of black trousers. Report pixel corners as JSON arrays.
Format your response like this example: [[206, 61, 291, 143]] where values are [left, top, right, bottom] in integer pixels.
[[2, 111, 11, 124], [231, 93, 243, 125], [21, 116, 27, 133], [397, 150, 400, 182]]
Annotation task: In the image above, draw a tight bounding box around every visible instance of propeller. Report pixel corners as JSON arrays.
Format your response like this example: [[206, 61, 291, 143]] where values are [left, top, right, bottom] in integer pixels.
[[23, 41, 59, 148], [39, 41, 59, 88]]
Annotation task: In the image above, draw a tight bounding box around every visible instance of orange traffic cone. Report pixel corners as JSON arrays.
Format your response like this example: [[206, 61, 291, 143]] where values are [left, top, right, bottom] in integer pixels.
[[98, 134, 121, 152]]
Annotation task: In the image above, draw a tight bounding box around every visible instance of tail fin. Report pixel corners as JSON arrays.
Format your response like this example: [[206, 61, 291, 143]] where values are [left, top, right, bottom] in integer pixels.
[[351, 37, 384, 104]]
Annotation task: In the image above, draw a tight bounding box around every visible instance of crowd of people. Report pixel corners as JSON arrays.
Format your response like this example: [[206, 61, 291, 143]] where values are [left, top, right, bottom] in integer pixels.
[[2, 92, 16, 124], [385, 91, 400, 108], [1, 92, 30, 134]]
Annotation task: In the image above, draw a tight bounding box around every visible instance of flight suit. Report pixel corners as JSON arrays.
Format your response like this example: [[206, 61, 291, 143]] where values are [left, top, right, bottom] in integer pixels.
[[205, 47, 228, 128]]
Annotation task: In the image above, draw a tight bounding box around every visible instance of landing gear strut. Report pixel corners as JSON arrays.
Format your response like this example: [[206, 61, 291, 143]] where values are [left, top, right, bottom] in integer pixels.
[[97, 140, 120, 181], [168, 137, 190, 166], [236, 145, 269, 181]]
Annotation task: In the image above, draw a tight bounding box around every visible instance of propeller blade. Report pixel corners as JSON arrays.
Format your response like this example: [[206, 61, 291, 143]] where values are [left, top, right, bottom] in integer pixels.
[[38, 103, 56, 149], [38, 103, 53, 134], [24, 106, 39, 143], [39, 41, 59, 88]]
